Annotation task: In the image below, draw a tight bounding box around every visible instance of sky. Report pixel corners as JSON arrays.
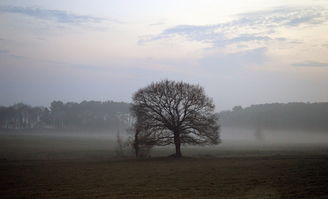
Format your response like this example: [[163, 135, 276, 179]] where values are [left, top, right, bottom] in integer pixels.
[[0, 0, 328, 111]]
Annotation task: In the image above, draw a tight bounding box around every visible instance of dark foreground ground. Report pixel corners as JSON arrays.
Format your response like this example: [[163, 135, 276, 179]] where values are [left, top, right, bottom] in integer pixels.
[[1, 132, 328, 199], [1, 156, 328, 199]]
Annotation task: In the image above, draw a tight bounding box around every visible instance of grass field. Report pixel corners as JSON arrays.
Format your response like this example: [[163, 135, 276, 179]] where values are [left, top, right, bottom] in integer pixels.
[[1, 132, 328, 199]]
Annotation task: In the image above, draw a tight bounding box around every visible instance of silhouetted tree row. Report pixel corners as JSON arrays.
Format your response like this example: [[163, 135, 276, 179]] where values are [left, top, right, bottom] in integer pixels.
[[0, 101, 131, 131], [220, 102, 328, 131]]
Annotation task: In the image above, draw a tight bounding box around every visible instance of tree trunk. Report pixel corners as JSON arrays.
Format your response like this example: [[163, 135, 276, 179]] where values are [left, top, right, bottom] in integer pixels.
[[134, 129, 139, 158], [134, 143, 139, 158], [174, 132, 182, 158]]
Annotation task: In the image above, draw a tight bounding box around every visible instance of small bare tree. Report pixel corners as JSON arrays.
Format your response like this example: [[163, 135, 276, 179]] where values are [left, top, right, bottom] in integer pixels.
[[115, 130, 135, 157], [115, 130, 125, 157], [131, 80, 220, 158], [130, 105, 156, 158]]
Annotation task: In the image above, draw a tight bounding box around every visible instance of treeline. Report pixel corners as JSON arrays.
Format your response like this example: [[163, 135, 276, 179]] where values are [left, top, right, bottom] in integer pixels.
[[0, 101, 131, 131], [220, 102, 328, 131], [2, 101, 328, 132]]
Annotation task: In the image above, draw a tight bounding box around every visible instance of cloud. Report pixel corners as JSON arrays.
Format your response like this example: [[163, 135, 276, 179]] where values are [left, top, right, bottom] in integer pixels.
[[199, 47, 267, 73], [0, 6, 104, 24], [0, 49, 9, 54], [140, 7, 328, 48], [237, 6, 327, 27], [292, 61, 328, 67], [149, 22, 166, 26]]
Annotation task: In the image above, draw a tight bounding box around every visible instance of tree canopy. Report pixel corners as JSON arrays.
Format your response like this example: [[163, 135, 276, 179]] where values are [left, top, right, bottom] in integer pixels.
[[131, 80, 220, 157]]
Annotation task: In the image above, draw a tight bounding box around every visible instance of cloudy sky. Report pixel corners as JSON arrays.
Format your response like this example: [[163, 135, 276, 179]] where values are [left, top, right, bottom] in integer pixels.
[[1, 0, 328, 110]]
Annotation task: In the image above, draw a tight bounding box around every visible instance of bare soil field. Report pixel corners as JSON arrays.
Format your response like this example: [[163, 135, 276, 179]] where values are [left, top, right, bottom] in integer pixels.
[[1, 132, 328, 199]]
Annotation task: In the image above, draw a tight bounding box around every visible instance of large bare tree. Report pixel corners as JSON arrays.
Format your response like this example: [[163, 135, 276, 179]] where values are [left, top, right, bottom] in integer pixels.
[[131, 80, 220, 157]]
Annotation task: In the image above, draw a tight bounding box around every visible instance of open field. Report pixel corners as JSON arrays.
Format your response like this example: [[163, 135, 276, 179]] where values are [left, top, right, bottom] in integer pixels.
[[1, 132, 328, 199]]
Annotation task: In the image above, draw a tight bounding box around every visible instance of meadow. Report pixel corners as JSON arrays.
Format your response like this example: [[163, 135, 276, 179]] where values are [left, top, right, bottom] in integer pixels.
[[1, 131, 328, 199]]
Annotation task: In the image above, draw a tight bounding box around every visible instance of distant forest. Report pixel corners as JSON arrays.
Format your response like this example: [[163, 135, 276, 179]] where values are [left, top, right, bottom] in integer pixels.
[[1, 101, 328, 132], [220, 102, 328, 131], [0, 101, 131, 131]]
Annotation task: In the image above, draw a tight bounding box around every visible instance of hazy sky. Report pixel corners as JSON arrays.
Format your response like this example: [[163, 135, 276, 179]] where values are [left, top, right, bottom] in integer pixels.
[[1, 0, 328, 110]]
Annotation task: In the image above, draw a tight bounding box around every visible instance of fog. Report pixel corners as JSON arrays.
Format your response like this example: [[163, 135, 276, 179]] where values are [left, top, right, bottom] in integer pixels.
[[221, 127, 328, 144], [1, 1, 328, 198], [1, 126, 327, 161]]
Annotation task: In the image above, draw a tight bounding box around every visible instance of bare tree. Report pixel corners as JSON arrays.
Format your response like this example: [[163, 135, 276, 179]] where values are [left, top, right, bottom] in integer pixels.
[[130, 106, 156, 158], [131, 80, 220, 158]]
